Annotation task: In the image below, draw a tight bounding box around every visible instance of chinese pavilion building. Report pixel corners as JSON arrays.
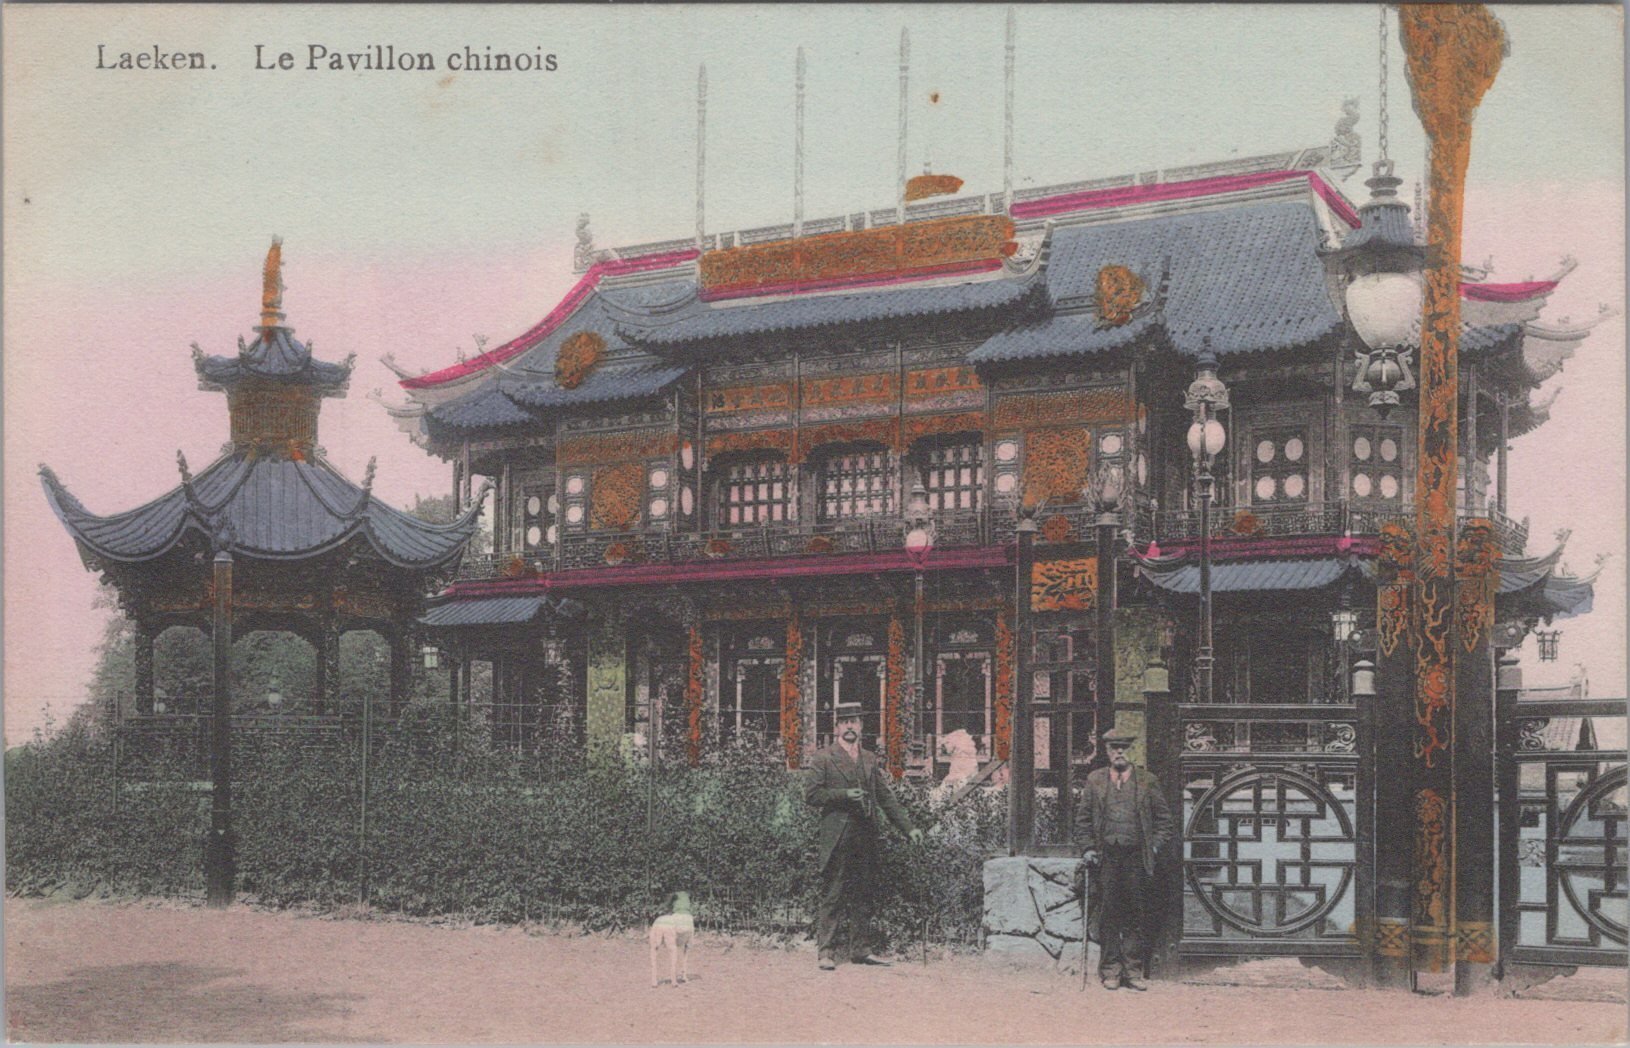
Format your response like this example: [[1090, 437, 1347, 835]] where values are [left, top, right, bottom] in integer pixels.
[[43, 240, 486, 718]]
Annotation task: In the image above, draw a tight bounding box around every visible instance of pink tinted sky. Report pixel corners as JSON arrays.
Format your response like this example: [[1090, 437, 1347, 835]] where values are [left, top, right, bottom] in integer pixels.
[[3, 5, 1623, 744]]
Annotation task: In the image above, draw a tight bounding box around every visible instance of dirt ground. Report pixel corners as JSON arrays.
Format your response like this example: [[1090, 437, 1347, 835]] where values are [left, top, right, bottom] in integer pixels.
[[5, 898, 1626, 1045]]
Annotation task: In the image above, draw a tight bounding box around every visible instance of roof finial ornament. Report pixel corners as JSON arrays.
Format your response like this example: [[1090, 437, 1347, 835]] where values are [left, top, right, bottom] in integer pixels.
[[176, 449, 194, 487], [260, 236, 286, 330], [361, 455, 377, 494]]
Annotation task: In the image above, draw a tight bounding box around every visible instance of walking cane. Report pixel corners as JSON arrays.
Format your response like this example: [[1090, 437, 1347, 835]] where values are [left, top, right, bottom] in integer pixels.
[[1079, 858, 1090, 991]]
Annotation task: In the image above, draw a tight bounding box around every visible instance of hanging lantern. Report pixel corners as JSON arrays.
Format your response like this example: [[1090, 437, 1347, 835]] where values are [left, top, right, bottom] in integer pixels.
[[1347, 273, 1420, 418], [1535, 629, 1562, 662]]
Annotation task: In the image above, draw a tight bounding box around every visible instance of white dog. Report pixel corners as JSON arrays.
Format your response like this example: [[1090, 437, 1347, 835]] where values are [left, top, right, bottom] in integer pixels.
[[649, 891, 695, 987]]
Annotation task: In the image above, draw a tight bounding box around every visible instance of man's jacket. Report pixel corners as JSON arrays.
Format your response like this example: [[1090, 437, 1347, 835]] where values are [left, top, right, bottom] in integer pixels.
[[1074, 765, 1175, 877], [803, 744, 913, 871]]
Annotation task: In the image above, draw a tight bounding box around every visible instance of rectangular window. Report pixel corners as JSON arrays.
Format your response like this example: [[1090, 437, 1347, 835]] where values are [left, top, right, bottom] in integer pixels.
[[1250, 427, 1310, 504], [820, 449, 893, 521], [924, 440, 985, 512], [722, 458, 790, 526]]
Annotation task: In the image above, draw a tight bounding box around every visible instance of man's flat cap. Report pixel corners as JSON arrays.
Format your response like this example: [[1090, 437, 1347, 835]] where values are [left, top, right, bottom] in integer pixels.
[[1103, 727, 1138, 745]]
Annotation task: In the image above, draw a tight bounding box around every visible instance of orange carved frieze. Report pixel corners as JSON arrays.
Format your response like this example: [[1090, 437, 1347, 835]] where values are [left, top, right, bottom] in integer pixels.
[[1031, 557, 1098, 613], [801, 372, 896, 408], [992, 387, 1135, 430], [707, 382, 795, 415], [557, 428, 678, 467], [698, 214, 1017, 295], [1021, 427, 1092, 509], [904, 365, 983, 399], [589, 463, 644, 530]]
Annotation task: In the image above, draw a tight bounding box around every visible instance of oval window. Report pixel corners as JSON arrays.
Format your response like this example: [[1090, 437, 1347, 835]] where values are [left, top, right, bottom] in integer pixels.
[[1285, 437, 1305, 462], [1136, 453, 1148, 486], [1380, 475, 1399, 499], [526, 525, 543, 546], [1353, 473, 1373, 498], [546, 524, 558, 545], [1256, 440, 1276, 464], [1353, 436, 1372, 461], [1255, 476, 1276, 500], [681, 487, 695, 515], [526, 495, 543, 516], [1380, 438, 1399, 462], [680, 443, 695, 470], [1283, 474, 1306, 498]]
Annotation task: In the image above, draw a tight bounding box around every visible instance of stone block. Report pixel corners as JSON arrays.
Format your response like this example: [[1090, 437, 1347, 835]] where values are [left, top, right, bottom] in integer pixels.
[[982, 856, 1088, 970]]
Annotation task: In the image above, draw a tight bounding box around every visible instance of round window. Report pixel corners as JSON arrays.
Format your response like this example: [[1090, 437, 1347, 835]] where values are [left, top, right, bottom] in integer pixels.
[[526, 495, 543, 516], [649, 468, 669, 490], [1353, 473, 1373, 498], [995, 473, 1018, 494], [565, 505, 584, 524], [1283, 473, 1306, 498], [1380, 475, 1399, 499], [995, 440, 1019, 463], [1256, 440, 1276, 464], [1255, 476, 1276, 500], [649, 498, 668, 519], [566, 475, 585, 496], [526, 525, 543, 546], [1353, 436, 1372, 461], [1100, 433, 1124, 455], [1380, 438, 1399, 462], [1285, 437, 1305, 462]]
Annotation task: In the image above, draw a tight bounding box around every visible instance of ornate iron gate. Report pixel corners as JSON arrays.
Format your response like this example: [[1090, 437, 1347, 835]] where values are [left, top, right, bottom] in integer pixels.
[[1497, 695, 1628, 969], [1172, 704, 1368, 961]]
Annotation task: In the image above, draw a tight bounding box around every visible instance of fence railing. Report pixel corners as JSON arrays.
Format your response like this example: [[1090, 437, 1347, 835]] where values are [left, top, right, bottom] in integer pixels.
[[460, 497, 1530, 581]]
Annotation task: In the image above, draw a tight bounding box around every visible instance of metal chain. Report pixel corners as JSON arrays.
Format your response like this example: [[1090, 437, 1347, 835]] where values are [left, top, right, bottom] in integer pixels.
[[1378, 3, 1390, 163]]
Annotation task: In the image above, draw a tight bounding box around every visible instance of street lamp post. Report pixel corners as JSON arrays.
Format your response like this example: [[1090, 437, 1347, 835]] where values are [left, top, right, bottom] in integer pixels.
[[1184, 346, 1230, 706], [904, 479, 936, 771]]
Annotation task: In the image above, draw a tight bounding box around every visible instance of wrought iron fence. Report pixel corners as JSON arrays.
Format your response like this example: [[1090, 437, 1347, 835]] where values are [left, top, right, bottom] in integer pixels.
[[1498, 696, 1628, 968]]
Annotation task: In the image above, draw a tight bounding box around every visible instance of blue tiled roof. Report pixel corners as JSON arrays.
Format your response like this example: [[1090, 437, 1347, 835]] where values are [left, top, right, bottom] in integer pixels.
[[1139, 557, 1360, 594], [40, 454, 480, 569], [421, 594, 586, 628], [195, 328, 353, 395], [624, 272, 1046, 347], [970, 311, 1156, 365], [428, 384, 535, 431], [504, 364, 688, 408], [973, 202, 1345, 363]]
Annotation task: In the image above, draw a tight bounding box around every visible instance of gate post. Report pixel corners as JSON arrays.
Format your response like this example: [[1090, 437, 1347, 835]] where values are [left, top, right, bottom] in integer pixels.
[[1453, 520, 1500, 992], [1493, 652, 1522, 980], [1372, 524, 1414, 987], [1141, 649, 1181, 978]]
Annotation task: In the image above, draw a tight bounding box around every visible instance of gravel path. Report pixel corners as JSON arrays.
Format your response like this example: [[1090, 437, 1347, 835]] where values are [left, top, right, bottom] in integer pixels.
[[5, 898, 1625, 1045]]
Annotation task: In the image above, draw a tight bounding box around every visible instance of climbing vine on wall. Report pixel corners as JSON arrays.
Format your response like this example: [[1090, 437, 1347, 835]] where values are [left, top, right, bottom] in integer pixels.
[[885, 616, 907, 780], [780, 612, 803, 769], [994, 601, 1015, 762]]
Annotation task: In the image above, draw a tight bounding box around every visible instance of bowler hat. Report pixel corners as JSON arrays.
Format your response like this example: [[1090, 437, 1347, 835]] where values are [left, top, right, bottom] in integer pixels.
[[835, 702, 864, 721]]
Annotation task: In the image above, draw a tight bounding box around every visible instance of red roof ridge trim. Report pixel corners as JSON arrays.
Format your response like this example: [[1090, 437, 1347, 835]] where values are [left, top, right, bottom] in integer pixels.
[[1460, 280, 1560, 303], [401, 247, 700, 390]]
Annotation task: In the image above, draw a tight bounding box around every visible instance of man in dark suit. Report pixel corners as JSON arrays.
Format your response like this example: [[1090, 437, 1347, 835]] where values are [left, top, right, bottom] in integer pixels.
[[803, 702, 922, 970], [1076, 725, 1174, 991]]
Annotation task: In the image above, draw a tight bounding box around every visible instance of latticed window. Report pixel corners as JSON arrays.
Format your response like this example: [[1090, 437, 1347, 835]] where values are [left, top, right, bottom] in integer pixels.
[[819, 447, 893, 521], [1349, 424, 1404, 501], [720, 457, 791, 526], [922, 439, 984, 512], [1251, 427, 1309, 504]]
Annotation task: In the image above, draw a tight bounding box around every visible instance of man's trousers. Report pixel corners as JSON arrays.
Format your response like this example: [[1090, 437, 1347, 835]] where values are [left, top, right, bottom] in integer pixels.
[[815, 825, 880, 961], [1098, 843, 1152, 979]]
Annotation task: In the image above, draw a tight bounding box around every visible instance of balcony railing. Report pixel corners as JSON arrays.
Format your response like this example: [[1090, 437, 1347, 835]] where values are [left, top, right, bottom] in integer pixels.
[[458, 497, 1529, 581], [1154, 499, 1528, 556]]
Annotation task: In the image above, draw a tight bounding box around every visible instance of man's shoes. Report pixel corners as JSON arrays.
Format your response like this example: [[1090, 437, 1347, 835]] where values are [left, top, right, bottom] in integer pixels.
[[1100, 976, 1120, 991], [851, 955, 892, 966], [818, 955, 837, 971], [1120, 974, 1148, 991]]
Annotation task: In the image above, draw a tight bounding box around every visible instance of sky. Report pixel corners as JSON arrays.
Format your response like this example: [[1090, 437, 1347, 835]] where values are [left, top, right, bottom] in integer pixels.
[[3, 4, 1624, 744]]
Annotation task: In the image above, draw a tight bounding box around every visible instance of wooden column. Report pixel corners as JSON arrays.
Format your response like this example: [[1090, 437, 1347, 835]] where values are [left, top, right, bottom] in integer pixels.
[[1453, 519, 1500, 991], [1372, 523, 1415, 987], [1009, 517, 1037, 855], [205, 551, 236, 908], [388, 628, 413, 717], [315, 622, 340, 715], [1397, 4, 1506, 991], [133, 622, 156, 716]]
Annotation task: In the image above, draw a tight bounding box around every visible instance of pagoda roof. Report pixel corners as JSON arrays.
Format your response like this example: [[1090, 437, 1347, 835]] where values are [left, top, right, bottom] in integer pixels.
[[194, 327, 354, 396], [40, 451, 482, 569], [970, 202, 1344, 363], [424, 362, 689, 433]]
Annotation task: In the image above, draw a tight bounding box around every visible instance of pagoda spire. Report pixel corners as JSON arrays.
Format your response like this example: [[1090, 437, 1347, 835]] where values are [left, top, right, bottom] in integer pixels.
[[260, 236, 286, 330]]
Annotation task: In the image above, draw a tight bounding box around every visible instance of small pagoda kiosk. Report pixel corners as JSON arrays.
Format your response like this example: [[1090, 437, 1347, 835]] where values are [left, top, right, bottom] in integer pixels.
[[42, 239, 486, 718]]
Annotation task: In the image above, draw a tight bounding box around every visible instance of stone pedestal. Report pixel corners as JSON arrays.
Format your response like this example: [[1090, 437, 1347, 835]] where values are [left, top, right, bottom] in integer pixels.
[[982, 856, 1089, 971]]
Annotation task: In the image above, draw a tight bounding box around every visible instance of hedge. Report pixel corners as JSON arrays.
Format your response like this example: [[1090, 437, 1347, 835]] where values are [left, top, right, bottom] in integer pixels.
[[6, 712, 1035, 950]]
